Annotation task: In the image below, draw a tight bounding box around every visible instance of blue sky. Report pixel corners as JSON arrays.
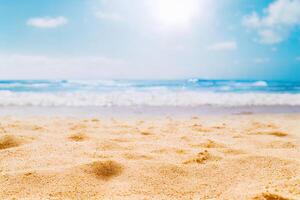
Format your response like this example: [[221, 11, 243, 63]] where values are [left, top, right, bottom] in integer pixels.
[[0, 0, 300, 80]]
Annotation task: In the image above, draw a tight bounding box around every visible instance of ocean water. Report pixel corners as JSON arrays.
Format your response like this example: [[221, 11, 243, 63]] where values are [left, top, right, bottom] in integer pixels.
[[0, 79, 299, 107]]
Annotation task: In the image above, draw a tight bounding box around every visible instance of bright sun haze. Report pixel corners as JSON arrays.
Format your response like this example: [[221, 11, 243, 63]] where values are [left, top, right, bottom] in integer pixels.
[[150, 0, 201, 30]]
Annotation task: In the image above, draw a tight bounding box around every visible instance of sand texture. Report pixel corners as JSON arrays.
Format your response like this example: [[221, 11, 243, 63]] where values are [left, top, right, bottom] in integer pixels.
[[0, 114, 300, 199]]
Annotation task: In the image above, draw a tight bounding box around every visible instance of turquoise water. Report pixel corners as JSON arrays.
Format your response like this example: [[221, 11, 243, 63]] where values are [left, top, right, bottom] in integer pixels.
[[0, 79, 299, 93], [0, 79, 299, 106]]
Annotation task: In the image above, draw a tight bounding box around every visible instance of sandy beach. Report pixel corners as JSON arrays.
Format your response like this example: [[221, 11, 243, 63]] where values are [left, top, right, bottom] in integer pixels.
[[0, 113, 299, 199], [2, 0, 300, 198]]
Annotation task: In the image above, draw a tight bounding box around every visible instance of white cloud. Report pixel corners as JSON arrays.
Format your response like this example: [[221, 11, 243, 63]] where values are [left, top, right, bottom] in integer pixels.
[[0, 54, 125, 79], [27, 16, 68, 28], [243, 0, 300, 44], [207, 41, 237, 51], [95, 11, 123, 21]]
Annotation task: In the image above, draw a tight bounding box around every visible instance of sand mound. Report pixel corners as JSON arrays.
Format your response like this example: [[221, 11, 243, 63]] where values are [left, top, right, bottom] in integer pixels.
[[68, 133, 88, 142], [198, 139, 226, 148], [253, 131, 289, 137], [190, 124, 211, 132], [91, 118, 100, 122], [253, 192, 291, 200], [0, 135, 23, 150], [86, 160, 123, 180], [268, 131, 289, 137], [251, 122, 279, 130], [140, 131, 153, 136], [111, 138, 131, 143], [264, 141, 297, 149], [183, 150, 220, 164]]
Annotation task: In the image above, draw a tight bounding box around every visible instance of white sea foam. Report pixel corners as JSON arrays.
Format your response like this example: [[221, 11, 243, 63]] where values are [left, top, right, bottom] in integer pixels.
[[0, 90, 299, 107], [66, 80, 132, 87], [252, 81, 268, 87], [0, 83, 51, 88], [230, 81, 268, 87]]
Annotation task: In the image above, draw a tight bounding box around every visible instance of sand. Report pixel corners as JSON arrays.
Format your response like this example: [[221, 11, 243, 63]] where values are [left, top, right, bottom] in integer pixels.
[[0, 114, 299, 199]]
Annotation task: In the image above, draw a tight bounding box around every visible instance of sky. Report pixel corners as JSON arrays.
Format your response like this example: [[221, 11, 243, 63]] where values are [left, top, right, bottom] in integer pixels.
[[0, 0, 300, 80]]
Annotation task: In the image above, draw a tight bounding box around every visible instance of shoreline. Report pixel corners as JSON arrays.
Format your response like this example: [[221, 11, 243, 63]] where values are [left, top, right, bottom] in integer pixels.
[[0, 105, 300, 117]]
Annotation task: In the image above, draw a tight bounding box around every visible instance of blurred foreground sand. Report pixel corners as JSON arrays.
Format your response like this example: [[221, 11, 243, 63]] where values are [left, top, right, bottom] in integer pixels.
[[0, 114, 300, 199]]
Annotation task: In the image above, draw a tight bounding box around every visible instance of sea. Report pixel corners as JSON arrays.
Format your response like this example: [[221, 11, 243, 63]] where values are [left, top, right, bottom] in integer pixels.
[[0, 79, 299, 107]]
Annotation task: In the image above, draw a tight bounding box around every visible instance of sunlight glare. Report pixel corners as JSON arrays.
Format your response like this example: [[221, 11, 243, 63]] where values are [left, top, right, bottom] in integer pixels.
[[150, 0, 205, 31]]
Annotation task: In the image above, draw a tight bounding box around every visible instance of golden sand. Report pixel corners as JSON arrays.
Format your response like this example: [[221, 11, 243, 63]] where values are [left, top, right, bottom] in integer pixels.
[[0, 114, 299, 199]]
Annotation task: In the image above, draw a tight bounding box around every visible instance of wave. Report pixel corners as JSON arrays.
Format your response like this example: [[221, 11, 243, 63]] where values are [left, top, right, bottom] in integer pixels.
[[0, 91, 299, 107], [188, 79, 268, 86], [0, 80, 299, 93], [66, 80, 132, 87], [230, 81, 268, 87], [0, 83, 51, 89]]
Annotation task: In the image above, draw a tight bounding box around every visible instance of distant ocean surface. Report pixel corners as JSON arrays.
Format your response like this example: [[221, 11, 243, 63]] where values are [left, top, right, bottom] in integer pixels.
[[0, 79, 299, 107]]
